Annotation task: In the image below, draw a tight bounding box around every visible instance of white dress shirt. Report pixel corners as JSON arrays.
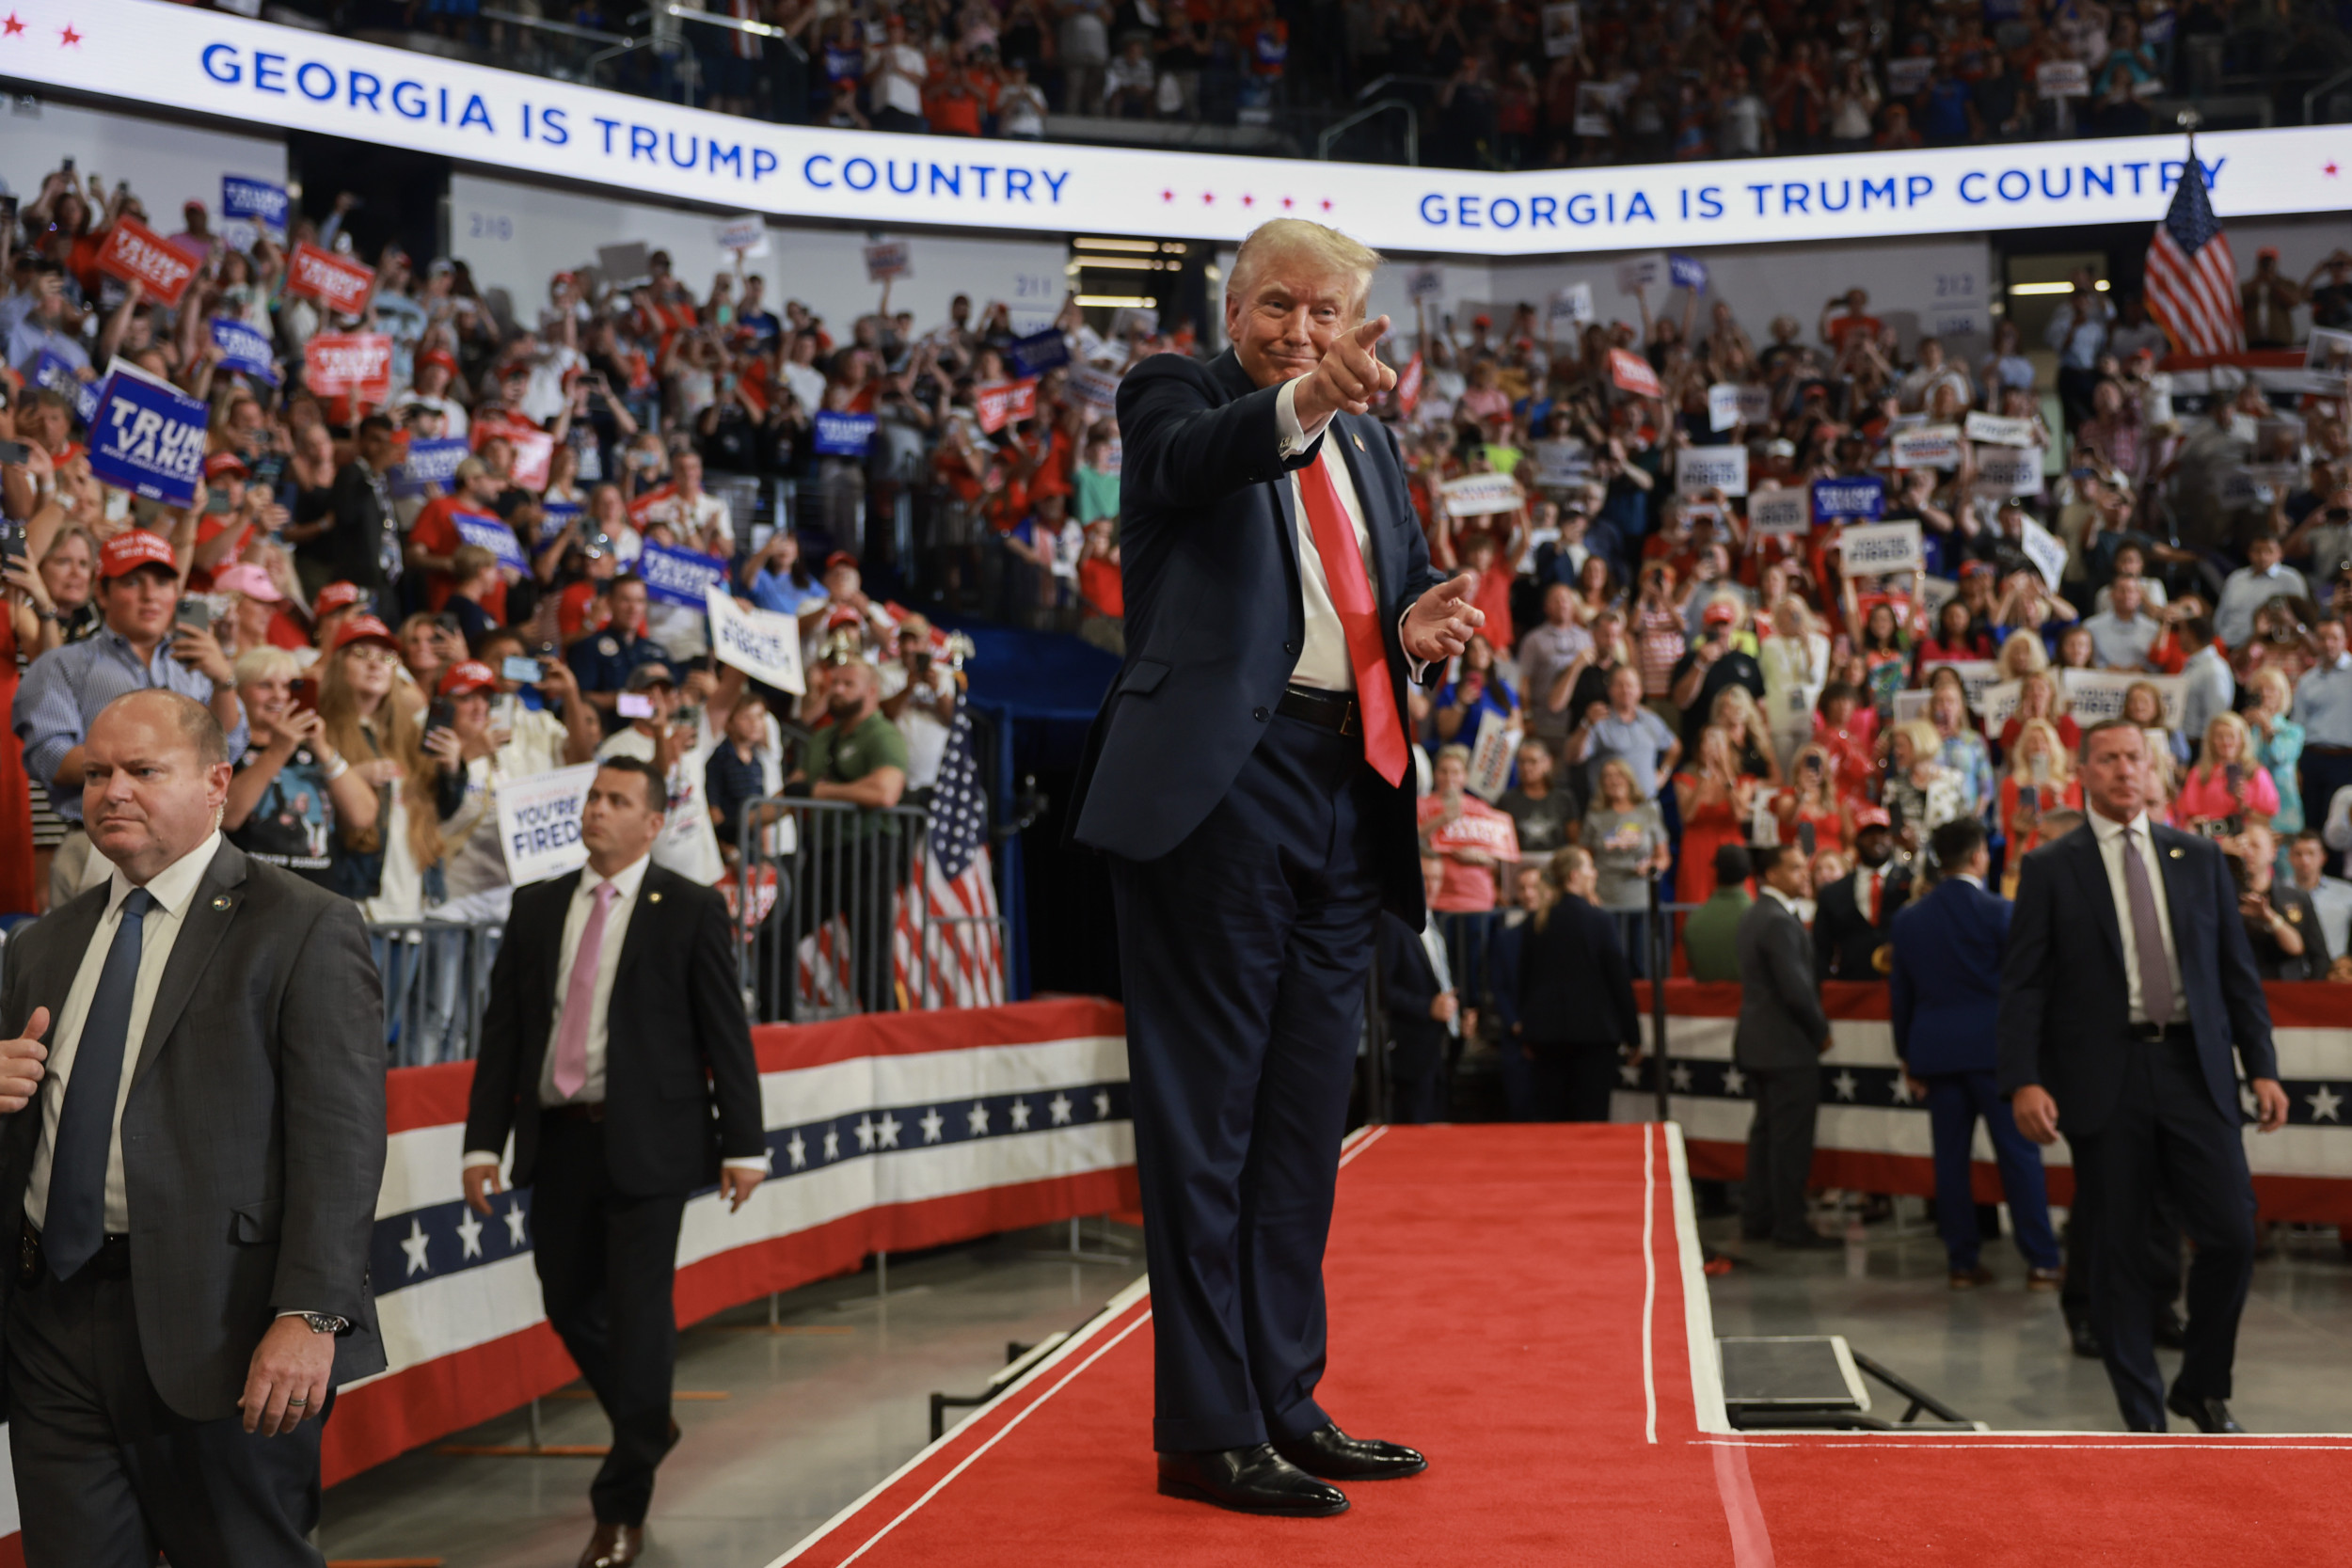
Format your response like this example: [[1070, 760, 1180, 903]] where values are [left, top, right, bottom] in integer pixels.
[[464, 853, 765, 1173], [1275, 378, 1381, 693], [2088, 808, 2187, 1024], [26, 832, 225, 1234], [1419, 919, 1459, 1038]]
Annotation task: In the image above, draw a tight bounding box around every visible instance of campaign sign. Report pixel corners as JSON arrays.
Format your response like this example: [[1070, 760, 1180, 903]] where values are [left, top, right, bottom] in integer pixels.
[[1540, 1, 1579, 56], [1549, 282, 1594, 325], [1940, 659, 2003, 715], [452, 511, 529, 573], [2062, 670, 2185, 729], [1890, 424, 1963, 469], [2038, 59, 2090, 98], [32, 352, 101, 425], [975, 378, 1039, 434], [1614, 256, 1662, 295], [1836, 520, 1924, 577], [507, 428, 554, 493], [1533, 438, 1590, 489], [391, 436, 469, 499], [1404, 264, 1444, 303], [1979, 678, 2024, 734], [1964, 410, 2039, 447], [1441, 472, 1525, 518], [707, 587, 807, 695], [209, 317, 280, 386], [538, 499, 582, 544], [87, 360, 209, 507], [1973, 443, 2044, 497], [1668, 252, 1708, 293], [713, 214, 769, 256], [1008, 329, 1071, 378], [1608, 347, 1661, 398], [1395, 353, 1424, 416], [863, 240, 910, 280], [814, 411, 877, 456], [1810, 474, 1885, 523], [496, 762, 598, 886], [1466, 710, 1519, 802], [304, 333, 394, 402], [95, 216, 199, 309], [1885, 55, 1934, 96], [1069, 362, 1121, 414], [1677, 444, 1749, 497], [221, 175, 288, 239], [638, 540, 730, 608], [2018, 513, 2069, 588], [1748, 488, 1808, 537], [1707, 384, 1744, 432], [287, 243, 376, 316]]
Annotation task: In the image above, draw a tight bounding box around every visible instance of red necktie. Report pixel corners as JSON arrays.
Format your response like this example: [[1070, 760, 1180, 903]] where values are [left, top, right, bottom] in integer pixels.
[[1297, 452, 1408, 786]]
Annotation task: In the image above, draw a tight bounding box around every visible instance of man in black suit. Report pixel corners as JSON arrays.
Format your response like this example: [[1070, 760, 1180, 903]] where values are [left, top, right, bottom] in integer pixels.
[[1069, 219, 1482, 1517], [0, 690, 385, 1568], [1376, 854, 1462, 1125], [1515, 847, 1641, 1122], [1812, 807, 1911, 980], [2000, 719, 2289, 1433], [463, 757, 768, 1567], [1735, 841, 1838, 1249]]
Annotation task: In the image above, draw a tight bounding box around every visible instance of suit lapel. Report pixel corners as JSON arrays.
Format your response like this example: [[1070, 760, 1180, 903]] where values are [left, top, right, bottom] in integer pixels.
[[2068, 827, 2128, 974], [611, 866, 662, 987], [2151, 825, 2200, 960], [130, 845, 249, 1091], [29, 891, 107, 1033], [1330, 412, 1404, 612]]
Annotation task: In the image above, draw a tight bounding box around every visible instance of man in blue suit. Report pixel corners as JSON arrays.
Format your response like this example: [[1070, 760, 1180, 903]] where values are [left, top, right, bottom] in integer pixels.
[[1999, 720, 2290, 1433], [1890, 817, 2060, 1291], [1069, 220, 1482, 1516]]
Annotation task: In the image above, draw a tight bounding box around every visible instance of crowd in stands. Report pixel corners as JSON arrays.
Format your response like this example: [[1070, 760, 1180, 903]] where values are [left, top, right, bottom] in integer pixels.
[[291, 0, 2352, 169], [4, 151, 2352, 1052]]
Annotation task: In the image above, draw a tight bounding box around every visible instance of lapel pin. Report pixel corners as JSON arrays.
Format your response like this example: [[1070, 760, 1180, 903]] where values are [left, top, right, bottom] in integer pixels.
[[211, 895, 231, 911], [648, 891, 662, 904], [1351, 432, 1366, 451], [2168, 848, 2184, 859]]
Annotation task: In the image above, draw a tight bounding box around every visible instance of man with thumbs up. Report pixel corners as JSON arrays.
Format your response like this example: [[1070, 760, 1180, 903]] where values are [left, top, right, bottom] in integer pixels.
[[1070, 219, 1481, 1517]]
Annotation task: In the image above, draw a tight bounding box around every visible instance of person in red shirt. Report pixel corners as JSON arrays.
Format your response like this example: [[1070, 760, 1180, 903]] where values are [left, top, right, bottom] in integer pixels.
[[1076, 518, 1123, 654], [1819, 287, 1883, 353], [405, 457, 515, 620]]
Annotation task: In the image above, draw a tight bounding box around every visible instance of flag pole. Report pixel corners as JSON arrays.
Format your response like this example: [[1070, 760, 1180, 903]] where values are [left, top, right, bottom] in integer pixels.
[[2178, 105, 2201, 179]]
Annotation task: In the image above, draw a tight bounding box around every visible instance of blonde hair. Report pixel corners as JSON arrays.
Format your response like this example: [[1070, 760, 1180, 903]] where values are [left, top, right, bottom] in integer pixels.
[[2249, 665, 2293, 710], [1710, 684, 1762, 732], [2007, 718, 2074, 782], [1436, 742, 1474, 769], [1893, 719, 1944, 766], [1595, 756, 1640, 805], [2200, 710, 2252, 773], [317, 643, 442, 870], [233, 646, 303, 686], [2013, 669, 2065, 719], [1228, 219, 1382, 315], [1534, 846, 1596, 930], [1997, 632, 2050, 678]]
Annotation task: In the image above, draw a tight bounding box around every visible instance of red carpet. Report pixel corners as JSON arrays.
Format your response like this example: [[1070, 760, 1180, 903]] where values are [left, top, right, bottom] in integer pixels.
[[772, 1124, 2352, 1568]]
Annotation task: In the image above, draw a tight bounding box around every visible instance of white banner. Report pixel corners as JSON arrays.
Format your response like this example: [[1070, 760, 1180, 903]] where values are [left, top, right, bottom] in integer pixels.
[[1973, 443, 2045, 497], [1747, 488, 1808, 537], [2062, 669, 2186, 729], [707, 588, 808, 694], [1838, 520, 1924, 577], [1707, 384, 1742, 432], [1404, 263, 1444, 302], [1890, 424, 1963, 469], [9, 0, 2347, 256], [1964, 410, 2039, 447], [1549, 282, 1594, 325], [1677, 445, 1749, 498], [2019, 514, 2069, 588], [1466, 710, 1519, 802], [1615, 256, 1663, 294], [1441, 472, 1526, 517], [1533, 438, 1591, 489], [494, 762, 598, 886], [713, 213, 769, 255]]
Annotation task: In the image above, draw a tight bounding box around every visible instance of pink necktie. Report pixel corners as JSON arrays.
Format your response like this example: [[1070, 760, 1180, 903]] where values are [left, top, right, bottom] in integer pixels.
[[550, 880, 618, 1101]]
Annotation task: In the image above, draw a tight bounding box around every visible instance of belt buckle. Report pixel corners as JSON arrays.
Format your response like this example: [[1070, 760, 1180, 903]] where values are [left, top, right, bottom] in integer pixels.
[[1339, 700, 1360, 737]]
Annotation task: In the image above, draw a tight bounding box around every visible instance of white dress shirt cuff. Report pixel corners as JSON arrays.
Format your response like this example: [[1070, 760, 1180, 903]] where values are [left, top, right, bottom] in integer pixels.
[[461, 1149, 501, 1169], [1276, 378, 1335, 457], [723, 1157, 771, 1174]]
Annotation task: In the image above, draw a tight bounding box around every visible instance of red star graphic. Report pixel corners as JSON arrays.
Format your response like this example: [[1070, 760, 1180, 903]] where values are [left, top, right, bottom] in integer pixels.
[[58, 22, 79, 43], [1241, 194, 1255, 208], [1319, 198, 1333, 212], [1200, 191, 1215, 204], [1161, 188, 1175, 202], [2, 13, 25, 35], [1279, 196, 1295, 210], [2328, 162, 2343, 177]]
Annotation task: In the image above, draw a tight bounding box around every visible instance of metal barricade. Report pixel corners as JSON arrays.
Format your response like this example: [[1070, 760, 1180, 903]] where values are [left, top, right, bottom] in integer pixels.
[[368, 920, 505, 1069], [730, 797, 1009, 1024]]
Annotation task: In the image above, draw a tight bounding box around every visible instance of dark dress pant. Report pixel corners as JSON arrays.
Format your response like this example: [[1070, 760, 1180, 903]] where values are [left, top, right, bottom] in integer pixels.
[[1740, 1063, 1820, 1243], [1388, 1037, 1449, 1124], [1108, 713, 1384, 1453], [6, 1255, 326, 1568], [532, 1116, 689, 1524], [1924, 1069, 2061, 1272], [2064, 1037, 2257, 1432], [1527, 1040, 1622, 1122], [2061, 1156, 2185, 1323]]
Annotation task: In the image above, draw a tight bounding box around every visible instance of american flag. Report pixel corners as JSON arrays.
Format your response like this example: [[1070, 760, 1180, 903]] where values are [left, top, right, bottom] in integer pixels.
[[2143, 155, 2244, 356], [893, 705, 1006, 1009]]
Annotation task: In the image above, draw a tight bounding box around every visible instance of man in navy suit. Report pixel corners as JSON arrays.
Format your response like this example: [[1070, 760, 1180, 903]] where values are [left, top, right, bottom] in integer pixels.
[[1999, 720, 2289, 1433], [1890, 817, 2060, 1291], [1070, 220, 1482, 1517]]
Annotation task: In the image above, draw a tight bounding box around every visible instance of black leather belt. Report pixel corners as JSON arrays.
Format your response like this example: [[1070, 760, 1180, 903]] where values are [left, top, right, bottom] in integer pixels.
[[1277, 685, 1362, 737], [20, 1221, 131, 1284], [2128, 1022, 2194, 1043]]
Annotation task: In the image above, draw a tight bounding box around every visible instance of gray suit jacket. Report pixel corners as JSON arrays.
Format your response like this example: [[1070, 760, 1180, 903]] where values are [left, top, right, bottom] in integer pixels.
[[1734, 894, 1831, 1070], [0, 843, 388, 1421]]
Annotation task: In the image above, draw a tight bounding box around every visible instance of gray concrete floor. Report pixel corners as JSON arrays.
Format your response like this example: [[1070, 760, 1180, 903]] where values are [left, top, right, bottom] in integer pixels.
[[319, 1222, 1148, 1568], [1701, 1203, 2352, 1433]]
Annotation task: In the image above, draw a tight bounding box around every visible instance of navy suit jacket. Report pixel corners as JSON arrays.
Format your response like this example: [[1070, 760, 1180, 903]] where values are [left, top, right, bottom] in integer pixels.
[[1377, 911, 1449, 1079], [1996, 820, 2276, 1136], [1069, 349, 1448, 921], [1888, 877, 2010, 1077]]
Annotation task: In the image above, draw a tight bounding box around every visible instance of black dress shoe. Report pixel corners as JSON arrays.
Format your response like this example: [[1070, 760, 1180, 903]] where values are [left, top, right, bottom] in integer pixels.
[[2068, 1316, 2104, 1360], [578, 1522, 643, 1567], [1157, 1444, 1348, 1517], [1273, 1423, 1427, 1481], [2153, 1306, 2188, 1350], [2166, 1390, 2246, 1433]]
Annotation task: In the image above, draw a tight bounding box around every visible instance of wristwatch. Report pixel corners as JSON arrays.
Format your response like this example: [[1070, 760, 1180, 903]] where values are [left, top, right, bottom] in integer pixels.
[[300, 1312, 350, 1336]]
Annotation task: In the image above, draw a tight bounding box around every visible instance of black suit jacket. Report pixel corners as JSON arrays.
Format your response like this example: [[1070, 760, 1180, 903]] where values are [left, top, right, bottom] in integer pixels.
[[1736, 895, 1831, 1069], [1997, 820, 2276, 1136], [464, 863, 766, 1196], [1068, 349, 1450, 921], [0, 845, 386, 1420], [1813, 865, 1913, 981], [1516, 894, 1640, 1051], [1376, 911, 1449, 1080]]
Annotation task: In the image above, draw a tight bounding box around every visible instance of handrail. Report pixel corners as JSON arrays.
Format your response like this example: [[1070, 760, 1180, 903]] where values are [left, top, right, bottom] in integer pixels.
[[663, 3, 811, 65], [2309, 66, 2352, 123], [1354, 72, 1447, 103], [1317, 97, 1418, 166], [478, 8, 631, 47]]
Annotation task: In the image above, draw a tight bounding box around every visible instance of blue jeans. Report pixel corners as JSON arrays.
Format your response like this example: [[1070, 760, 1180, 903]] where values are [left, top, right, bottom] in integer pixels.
[[1926, 1069, 2061, 1272]]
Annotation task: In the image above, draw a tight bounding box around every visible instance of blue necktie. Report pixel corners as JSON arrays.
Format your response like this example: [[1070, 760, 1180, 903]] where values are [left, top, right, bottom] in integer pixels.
[[46, 888, 154, 1281]]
